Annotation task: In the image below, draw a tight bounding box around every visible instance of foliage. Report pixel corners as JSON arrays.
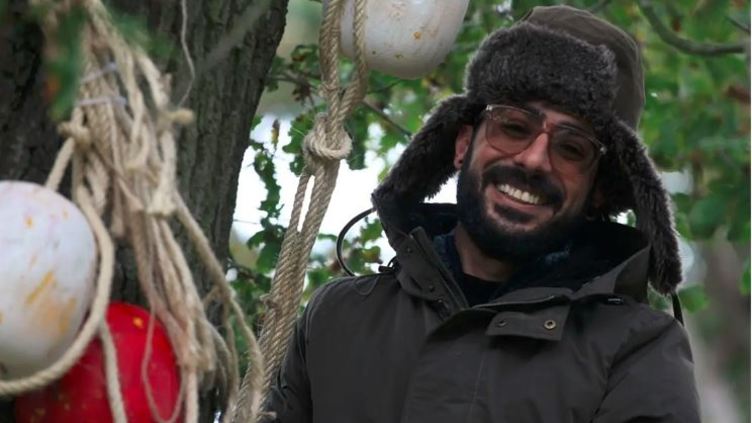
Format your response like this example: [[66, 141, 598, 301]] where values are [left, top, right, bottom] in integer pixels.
[[32, 3, 87, 120], [24, 3, 175, 121]]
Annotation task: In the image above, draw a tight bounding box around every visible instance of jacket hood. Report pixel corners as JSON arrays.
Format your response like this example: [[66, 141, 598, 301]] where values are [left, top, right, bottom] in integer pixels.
[[372, 6, 681, 294]]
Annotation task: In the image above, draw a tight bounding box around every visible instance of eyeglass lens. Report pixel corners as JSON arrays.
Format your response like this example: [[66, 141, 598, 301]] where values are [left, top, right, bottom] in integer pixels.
[[485, 106, 599, 174]]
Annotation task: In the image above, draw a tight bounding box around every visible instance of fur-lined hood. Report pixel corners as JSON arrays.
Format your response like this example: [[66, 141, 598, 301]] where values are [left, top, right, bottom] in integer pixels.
[[372, 6, 681, 294]]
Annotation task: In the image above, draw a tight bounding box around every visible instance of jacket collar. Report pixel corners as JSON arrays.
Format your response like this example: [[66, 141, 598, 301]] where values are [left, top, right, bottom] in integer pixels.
[[379, 202, 651, 305]]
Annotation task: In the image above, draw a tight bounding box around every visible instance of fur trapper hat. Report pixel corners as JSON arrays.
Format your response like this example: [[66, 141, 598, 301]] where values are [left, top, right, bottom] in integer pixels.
[[372, 5, 682, 294]]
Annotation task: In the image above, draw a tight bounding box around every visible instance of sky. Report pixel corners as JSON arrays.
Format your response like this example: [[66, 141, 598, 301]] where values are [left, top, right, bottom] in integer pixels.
[[232, 116, 457, 264]]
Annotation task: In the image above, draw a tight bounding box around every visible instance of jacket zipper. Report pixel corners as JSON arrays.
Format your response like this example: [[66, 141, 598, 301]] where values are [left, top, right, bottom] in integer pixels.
[[411, 233, 468, 312]]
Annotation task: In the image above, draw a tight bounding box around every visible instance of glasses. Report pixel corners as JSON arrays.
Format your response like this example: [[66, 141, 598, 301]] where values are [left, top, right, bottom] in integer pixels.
[[482, 104, 606, 174]]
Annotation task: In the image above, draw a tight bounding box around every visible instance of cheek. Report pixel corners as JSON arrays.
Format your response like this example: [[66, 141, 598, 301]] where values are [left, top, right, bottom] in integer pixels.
[[562, 174, 595, 208]]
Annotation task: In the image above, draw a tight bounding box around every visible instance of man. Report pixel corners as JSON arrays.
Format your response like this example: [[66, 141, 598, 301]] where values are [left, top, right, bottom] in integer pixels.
[[266, 5, 700, 422]]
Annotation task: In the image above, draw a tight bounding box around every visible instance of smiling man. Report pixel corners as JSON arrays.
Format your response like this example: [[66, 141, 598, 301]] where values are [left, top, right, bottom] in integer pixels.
[[265, 5, 700, 423]]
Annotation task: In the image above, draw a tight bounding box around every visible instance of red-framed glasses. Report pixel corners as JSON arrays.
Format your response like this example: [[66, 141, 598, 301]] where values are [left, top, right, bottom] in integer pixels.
[[482, 104, 606, 174]]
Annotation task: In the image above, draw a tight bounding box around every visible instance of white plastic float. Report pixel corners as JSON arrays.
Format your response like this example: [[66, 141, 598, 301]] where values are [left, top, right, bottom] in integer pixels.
[[0, 181, 96, 379], [335, 0, 470, 79]]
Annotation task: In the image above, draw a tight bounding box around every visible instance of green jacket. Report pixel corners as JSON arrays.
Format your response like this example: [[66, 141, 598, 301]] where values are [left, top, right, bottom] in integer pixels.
[[265, 204, 700, 422]]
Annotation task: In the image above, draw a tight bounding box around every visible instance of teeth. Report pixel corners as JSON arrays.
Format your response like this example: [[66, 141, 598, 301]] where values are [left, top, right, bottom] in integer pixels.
[[496, 184, 541, 205]]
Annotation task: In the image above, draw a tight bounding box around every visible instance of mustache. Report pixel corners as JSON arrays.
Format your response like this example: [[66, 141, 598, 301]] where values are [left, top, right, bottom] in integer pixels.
[[481, 165, 564, 206]]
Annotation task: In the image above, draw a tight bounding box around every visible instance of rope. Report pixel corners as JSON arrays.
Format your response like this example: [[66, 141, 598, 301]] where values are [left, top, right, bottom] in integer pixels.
[[249, 0, 370, 411], [0, 1, 263, 422], [100, 322, 128, 423]]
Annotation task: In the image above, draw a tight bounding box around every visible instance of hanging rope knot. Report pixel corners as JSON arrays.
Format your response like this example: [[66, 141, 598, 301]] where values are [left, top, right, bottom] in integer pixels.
[[58, 122, 93, 150], [302, 114, 352, 169], [318, 81, 339, 101]]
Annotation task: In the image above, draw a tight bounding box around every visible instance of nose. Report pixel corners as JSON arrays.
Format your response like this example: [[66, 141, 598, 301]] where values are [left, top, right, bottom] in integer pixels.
[[512, 132, 553, 172]]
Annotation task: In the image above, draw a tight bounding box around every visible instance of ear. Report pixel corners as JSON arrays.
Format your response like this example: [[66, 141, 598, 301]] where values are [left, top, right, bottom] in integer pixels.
[[453, 125, 473, 170]]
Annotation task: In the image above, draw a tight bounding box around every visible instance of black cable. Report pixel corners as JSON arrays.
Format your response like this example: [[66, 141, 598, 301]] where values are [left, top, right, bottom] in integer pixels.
[[671, 292, 684, 325], [336, 207, 376, 276]]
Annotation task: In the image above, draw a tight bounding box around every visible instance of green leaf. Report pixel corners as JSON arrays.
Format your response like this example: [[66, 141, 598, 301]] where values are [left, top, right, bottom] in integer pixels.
[[256, 240, 281, 274], [673, 211, 691, 239], [285, 112, 315, 175], [317, 233, 337, 242], [109, 7, 173, 58], [307, 266, 332, 289], [359, 219, 383, 242], [688, 193, 726, 238], [46, 5, 87, 120], [345, 108, 370, 171], [361, 246, 382, 264], [727, 213, 750, 242], [246, 230, 267, 248], [678, 285, 709, 313], [741, 261, 750, 295], [250, 116, 263, 132], [648, 287, 670, 311]]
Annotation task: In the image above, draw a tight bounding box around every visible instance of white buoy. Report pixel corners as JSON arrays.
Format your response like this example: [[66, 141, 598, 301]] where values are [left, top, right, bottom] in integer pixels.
[[0, 181, 96, 379], [334, 0, 470, 79]]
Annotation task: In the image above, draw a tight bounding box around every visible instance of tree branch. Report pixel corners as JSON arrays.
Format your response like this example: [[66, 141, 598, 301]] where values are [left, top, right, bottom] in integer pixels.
[[361, 100, 412, 139], [726, 15, 750, 35], [638, 1, 745, 56]]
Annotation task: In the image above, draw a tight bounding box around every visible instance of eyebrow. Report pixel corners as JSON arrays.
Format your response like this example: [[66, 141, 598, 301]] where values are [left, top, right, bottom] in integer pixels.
[[522, 103, 593, 134]]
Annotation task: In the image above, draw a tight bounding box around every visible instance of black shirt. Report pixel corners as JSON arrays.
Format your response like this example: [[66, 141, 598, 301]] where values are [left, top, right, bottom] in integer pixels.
[[435, 232, 500, 306], [434, 225, 621, 307]]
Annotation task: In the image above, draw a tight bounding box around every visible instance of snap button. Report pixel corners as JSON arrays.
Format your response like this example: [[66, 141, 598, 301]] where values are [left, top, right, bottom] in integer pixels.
[[496, 320, 507, 327], [428, 285, 436, 292], [543, 319, 557, 330], [405, 246, 412, 254], [606, 297, 624, 305]]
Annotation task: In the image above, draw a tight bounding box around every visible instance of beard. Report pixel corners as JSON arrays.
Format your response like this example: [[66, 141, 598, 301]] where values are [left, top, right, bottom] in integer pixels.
[[456, 159, 586, 261]]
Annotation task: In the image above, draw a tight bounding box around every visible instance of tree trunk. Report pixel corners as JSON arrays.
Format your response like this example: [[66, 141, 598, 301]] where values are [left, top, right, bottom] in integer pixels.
[[697, 240, 751, 421], [0, 0, 288, 420]]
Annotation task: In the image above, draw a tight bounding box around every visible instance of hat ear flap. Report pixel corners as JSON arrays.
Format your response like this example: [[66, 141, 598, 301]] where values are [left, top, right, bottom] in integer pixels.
[[609, 121, 682, 293], [373, 95, 477, 209]]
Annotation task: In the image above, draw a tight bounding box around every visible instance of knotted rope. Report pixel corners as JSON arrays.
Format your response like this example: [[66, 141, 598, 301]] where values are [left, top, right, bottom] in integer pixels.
[[0, 1, 263, 422], [248, 0, 369, 412]]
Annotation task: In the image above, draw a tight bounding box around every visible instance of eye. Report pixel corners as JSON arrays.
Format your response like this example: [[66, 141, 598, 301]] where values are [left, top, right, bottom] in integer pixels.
[[498, 118, 535, 139], [553, 136, 591, 162]]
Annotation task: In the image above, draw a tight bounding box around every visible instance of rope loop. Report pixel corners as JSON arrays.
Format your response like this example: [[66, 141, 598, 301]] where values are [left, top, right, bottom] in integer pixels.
[[58, 122, 93, 150], [303, 114, 353, 168], [255, 0, 370, 406]]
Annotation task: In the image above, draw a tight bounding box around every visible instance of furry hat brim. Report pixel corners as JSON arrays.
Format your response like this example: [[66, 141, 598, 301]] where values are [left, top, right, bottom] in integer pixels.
[[372, 23, 682, 294]]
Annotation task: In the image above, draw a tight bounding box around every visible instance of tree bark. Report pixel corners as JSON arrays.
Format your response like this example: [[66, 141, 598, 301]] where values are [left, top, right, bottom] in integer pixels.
[[0, 0, 288, 420]]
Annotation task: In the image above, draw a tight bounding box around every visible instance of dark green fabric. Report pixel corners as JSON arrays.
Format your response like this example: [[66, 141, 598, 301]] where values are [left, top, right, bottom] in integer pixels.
[[264, 204, 700, 423]]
